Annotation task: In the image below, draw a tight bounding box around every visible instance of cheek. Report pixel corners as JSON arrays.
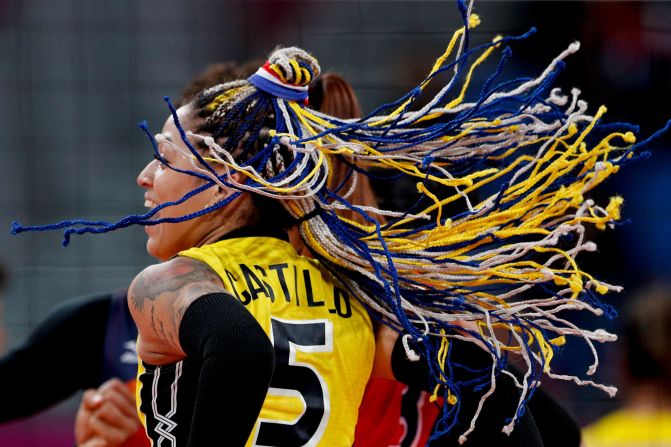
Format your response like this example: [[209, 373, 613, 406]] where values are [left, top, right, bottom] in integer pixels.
[[154, 170, 188, 202], [158, 175, 215, 224]]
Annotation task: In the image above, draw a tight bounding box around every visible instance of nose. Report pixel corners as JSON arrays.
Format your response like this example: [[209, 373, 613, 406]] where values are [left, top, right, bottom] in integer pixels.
[[137, 159, 157, 188]]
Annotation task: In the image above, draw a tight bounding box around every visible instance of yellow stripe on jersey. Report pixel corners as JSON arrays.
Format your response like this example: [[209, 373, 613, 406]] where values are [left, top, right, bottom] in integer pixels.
[[135, 353, 153, 447]]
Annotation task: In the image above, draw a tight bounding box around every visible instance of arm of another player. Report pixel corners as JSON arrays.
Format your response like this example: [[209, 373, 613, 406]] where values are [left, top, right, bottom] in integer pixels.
[[0, 294, 111, 422], [75, 378, 140, 447]]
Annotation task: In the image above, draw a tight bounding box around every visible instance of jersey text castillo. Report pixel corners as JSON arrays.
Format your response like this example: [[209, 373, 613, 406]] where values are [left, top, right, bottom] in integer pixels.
[[224, 262, 353, 319]]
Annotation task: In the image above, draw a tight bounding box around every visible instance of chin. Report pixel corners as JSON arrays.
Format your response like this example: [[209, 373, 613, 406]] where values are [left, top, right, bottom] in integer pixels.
[[145, 226, 167, 260], [148, 239, 182, 262], [146, 239, 166, 261], [146, 242, 159, 260]]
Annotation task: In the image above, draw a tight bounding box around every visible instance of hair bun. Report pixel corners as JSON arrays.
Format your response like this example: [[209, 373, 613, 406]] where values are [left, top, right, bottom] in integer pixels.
[[267, 47, 321, 88]]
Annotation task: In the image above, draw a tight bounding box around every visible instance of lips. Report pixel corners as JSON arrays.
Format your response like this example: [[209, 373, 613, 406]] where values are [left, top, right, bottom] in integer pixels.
[[144, 197, 158, 209]]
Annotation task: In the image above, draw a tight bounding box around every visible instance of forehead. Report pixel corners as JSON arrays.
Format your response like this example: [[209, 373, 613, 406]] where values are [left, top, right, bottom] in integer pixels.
[[161, 105, 194, 133], [156, 105, 210, 155]]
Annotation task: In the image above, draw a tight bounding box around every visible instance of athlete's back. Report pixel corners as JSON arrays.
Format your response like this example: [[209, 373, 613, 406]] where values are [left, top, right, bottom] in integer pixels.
[[138, 227, 375, 446]]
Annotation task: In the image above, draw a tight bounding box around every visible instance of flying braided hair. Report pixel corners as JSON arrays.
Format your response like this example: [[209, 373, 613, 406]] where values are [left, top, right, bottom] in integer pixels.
[[13, 3, 671, 442]]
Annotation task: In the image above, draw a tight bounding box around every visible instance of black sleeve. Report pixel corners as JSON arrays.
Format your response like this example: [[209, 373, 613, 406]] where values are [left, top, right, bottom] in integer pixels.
[[524, 381, 581, 447], [0, 292, 112, 422], [392, 336, 579, 446], [428, 367, 545, 446], [179, 293, 275, 447]]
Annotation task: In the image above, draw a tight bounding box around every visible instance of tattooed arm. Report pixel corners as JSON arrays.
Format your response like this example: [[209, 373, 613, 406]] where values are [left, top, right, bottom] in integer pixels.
[[128, 257, 275, 447], [128, 256, 225, 365]]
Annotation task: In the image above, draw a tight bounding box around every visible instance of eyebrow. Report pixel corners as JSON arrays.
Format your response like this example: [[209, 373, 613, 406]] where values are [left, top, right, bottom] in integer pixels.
[[154, 132, 174, 144]]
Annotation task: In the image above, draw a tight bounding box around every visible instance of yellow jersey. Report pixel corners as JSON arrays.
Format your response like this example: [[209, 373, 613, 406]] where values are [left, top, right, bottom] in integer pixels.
[[179, 227, 375, 446], [582, 408, 671, 447]]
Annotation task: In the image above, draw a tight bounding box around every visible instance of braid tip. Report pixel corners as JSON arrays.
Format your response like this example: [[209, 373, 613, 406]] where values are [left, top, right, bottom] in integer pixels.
[[10, 221, 22, 235], [402, 333, 421, 362], [62, 230, 73, 247]]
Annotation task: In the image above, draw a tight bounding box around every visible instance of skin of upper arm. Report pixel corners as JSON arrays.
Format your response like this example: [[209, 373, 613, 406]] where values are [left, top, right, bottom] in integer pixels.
[[128, 256, 225, 365], [371, 323, 398, 380]]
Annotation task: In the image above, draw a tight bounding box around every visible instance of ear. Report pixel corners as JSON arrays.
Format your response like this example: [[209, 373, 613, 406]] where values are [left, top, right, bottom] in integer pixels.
[[211, 170, 247, 202], [228, 171, 247, 185]]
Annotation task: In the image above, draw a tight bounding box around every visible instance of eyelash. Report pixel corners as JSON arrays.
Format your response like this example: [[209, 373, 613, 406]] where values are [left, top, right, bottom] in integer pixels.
[[154, 154, 168, 170]]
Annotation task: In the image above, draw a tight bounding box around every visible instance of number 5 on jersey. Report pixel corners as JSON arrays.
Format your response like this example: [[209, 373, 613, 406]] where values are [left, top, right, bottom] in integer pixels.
[[252, 318, 333, 447]]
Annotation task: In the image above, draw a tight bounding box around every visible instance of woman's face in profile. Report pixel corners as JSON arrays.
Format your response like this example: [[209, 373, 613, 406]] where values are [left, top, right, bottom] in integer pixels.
[[136, 106, 223, 261]]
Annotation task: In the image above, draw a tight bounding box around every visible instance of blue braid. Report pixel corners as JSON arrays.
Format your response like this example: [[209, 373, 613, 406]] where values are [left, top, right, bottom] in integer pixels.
[[622, 118, 671, 159], [61, 191, 240, 246], [139, 121, 214, 183], [11, 182, 232, 246], [164, 97, 220, 178]]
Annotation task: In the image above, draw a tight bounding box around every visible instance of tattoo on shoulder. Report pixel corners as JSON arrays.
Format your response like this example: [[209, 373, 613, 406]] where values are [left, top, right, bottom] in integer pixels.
[[131, 257, 224, 349], [130, 257, 223, 312]]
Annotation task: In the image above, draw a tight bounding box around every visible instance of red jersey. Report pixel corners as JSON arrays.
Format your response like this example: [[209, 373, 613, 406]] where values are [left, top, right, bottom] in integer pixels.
[[355, 378, 440, 447]]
